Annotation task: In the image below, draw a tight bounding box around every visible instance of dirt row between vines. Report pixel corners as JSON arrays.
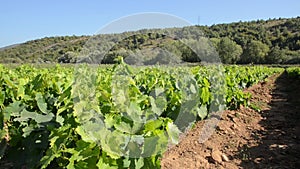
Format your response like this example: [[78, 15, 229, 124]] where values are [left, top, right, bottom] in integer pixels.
[[161, 72, 300, 169]]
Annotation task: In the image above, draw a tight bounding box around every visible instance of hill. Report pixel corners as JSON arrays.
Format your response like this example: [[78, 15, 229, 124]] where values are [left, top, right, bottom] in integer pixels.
[[0, 17, 299, 64], [0, 44, 20, 51]]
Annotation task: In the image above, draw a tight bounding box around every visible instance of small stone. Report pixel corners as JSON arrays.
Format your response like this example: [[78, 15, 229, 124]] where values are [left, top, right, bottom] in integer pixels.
[[254, 157, 262, 163], [211, 150, 223, 163], [278, 145, 287, 149], [221, 154, 229, 162], [231, 124, 237, 129], [232, 118, 238, 123], [270, 144, 277, 149]]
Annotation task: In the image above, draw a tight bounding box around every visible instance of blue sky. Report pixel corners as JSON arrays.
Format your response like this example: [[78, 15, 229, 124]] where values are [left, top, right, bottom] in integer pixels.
[[1, 0, 299, 47]]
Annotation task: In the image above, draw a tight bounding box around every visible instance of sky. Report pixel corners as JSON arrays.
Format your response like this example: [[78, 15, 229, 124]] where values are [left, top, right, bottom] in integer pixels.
[[1, 0, 299, 48]]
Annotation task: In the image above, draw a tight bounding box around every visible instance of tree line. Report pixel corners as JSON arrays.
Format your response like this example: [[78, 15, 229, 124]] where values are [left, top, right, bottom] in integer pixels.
[[0, 17, 299, 64]]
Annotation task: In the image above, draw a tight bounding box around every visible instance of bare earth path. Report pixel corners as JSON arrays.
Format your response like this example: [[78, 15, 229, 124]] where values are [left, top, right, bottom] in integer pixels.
[[161, 72, 300, 169]]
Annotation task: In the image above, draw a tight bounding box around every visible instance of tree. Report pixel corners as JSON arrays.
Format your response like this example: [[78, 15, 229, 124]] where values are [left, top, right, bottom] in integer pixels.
[[58, 52, 77, 63], [217, 37, 243, 64], [240, 40, 269, 64], [182, 38, 217, 63], [209, 38, 220, 49], [265, 46, 285, 64]]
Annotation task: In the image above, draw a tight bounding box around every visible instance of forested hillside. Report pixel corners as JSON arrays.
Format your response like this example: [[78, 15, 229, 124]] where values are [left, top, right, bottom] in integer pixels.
[[1, 17, 299, 64]]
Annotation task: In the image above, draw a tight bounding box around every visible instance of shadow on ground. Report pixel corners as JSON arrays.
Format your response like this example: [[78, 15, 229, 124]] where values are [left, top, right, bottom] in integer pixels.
[[238, 72, 300, 168]]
